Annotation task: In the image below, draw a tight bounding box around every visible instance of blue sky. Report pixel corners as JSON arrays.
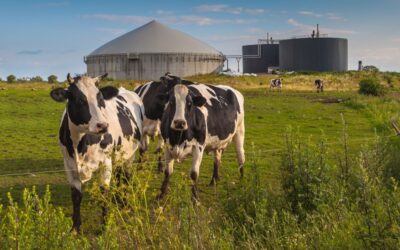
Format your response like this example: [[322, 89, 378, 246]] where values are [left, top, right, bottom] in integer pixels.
[[0, 0, 399, 79]]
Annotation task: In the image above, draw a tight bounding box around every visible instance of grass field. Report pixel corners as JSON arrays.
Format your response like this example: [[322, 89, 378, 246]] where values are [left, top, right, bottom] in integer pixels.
[[1, 72, 400, 248]]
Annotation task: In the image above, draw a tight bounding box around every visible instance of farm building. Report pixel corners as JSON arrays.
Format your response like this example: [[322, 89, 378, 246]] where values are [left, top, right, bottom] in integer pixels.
[[85, 20, 225, 80]]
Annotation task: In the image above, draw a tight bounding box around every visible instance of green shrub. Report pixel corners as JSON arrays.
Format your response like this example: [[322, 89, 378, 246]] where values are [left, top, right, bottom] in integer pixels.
[[48, 75, 58, 84], [7, 75, 16, 83], [358, 78, 386, 96], [30, 76, 43, 82], [0, 186, 89, 249]]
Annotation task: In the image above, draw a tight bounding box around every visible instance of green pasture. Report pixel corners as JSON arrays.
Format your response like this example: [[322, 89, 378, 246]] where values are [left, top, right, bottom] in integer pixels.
[[1, 76, 400, 245]]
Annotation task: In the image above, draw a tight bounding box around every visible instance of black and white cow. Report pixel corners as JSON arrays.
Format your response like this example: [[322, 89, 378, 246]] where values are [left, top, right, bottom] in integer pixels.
[[134, 73, 194, 170], [50, 74, 144, 233], [157, 83, 245, 201], [315, 79, 324, 93], [270, 78, 282, 91]]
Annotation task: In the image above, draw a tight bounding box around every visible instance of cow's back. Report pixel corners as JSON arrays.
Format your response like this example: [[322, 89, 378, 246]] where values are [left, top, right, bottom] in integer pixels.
[[189, 84, 244, 145]]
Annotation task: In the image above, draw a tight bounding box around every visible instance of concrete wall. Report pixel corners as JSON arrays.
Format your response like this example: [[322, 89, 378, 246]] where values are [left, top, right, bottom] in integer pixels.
[[279, 38, 348, 72], [85, 53, 224, 80], [242, 44, 279, 73]]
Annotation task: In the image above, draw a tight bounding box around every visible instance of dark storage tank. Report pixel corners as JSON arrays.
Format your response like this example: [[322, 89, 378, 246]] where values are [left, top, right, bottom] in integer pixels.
[[279, 37, 348, 72], [242, 44, 279, 73]]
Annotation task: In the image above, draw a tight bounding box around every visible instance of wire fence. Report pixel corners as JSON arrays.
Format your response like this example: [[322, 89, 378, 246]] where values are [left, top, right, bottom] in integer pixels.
[[0, 134, 397, 178]]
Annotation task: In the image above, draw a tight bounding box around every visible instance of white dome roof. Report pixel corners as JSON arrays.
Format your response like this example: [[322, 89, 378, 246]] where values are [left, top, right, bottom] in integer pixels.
[[89, 20, 222, 56]]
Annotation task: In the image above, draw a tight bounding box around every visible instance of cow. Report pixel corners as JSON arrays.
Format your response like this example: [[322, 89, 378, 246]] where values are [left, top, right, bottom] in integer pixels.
[[134, 73, 194, 171], [315, 79, 324, 93], [270, 78, 282, 91], [157, 83, 245, 202], [50, 74, 144, 233]]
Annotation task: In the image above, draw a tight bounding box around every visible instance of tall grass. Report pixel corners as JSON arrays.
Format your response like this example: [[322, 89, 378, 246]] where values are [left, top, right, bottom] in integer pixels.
[[1, 129, 400, 249]]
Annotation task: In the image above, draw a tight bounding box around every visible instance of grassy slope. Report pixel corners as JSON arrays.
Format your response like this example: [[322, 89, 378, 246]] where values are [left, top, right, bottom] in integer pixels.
[[0, 72, 399, 234]]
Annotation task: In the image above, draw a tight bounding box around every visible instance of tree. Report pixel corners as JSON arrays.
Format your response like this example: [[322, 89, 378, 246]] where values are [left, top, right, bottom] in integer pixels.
[[30, 76, 43, 82], [48, 75, 58, 84], [7, 75, 16, 83], [363, 65, 379, 72]]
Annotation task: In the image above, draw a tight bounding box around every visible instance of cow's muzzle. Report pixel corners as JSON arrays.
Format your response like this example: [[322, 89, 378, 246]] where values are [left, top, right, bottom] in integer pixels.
[[171, 119, 187, 131], [95, 122, 109, 134]]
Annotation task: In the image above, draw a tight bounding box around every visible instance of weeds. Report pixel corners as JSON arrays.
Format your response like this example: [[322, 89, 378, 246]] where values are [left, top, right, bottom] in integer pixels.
[[2, 130, 400, 249]]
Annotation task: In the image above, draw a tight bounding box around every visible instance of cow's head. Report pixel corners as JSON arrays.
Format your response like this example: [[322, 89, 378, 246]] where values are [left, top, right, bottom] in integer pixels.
[[50, 73, 119, 134], [158, 84, 206, 131]]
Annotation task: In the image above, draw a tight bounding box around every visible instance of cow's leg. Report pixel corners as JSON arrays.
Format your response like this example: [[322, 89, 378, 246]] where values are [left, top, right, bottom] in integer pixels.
[[233, 120, 245, 178], [156, 134, 165, 172], [138, 134, 149, 163], [65, 161, 83, 233], [158, 150, 174, 199], [209, 149, 222, 186], [71, 186, 82, 233], [100, 158, 112, 226], [190, 146, 204, 203]]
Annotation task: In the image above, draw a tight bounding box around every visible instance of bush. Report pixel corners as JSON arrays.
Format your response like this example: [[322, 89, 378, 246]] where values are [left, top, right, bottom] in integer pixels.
[[363, 65, 379, 72], [30, 76, 43, 82], [7, 75, 16, 83], [359, 78, 386, 96], [48, 75, 58, 84]]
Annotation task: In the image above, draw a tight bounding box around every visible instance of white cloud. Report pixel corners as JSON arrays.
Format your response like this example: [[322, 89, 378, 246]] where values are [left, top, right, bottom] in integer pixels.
[[299, 11, 322, 18], [156, 10, 174, 15], [299, 11, 347, 21], [287, 18, 355, 36], [96, 28, 127, 35], [352, 47, 400, 70], [195, 4, 241, 14], [84, 14, 153, 24], [244, 8, 266, 15], [85, 14, 256, 26], [195, 4, 266, 15]]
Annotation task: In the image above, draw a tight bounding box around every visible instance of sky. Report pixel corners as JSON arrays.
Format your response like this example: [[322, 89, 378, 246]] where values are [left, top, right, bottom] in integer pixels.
[[0, 0, 399, 79]]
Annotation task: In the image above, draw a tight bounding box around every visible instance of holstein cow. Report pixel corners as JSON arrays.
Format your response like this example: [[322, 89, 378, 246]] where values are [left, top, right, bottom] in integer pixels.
[[270, 78, 282, 91], [157, 83, 245, 201], [134, 73, 194, 171], [315, 79, 324, 93], [50, 74, 144, 233]]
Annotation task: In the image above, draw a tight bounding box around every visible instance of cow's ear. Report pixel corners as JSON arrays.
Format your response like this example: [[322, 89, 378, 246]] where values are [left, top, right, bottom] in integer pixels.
[[100, 86, 119, 100], [193, 96, 206, 107], [94, 73, 109, 86], [50, 88, 68, 102], [156, 93, 169, 105]]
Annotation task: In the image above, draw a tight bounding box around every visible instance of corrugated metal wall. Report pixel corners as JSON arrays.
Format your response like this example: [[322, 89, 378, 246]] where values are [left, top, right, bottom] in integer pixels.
[[242, 44, 279, 73], [85, 53, 224, 80], [279, 38, 348, 72]]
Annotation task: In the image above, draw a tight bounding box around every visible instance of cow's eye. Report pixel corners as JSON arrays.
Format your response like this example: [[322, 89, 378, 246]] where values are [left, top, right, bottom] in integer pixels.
[[78, 99, 86, 105], [187, 101, 192, 107]]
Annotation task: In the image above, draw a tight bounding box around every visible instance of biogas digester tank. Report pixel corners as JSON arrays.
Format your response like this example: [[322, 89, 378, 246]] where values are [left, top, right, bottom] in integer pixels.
[[279, 37, 348, 72]]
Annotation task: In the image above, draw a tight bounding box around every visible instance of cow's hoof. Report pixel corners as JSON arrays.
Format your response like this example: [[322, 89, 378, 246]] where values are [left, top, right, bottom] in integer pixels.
[[156, 192, 167, 201], [70, 227, 80, 235], [209, 177, 219, 186], [191, 197, 201, 206]]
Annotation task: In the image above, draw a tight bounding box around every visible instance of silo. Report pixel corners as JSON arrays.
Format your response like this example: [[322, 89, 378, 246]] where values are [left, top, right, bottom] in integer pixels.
[[85, 20, 224, 80], [279, 37, 348, 72], [242, 43, 279, 73]]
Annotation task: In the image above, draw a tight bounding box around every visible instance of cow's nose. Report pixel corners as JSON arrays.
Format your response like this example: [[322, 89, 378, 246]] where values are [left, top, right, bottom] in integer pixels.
[[173, 119, 186, 129], [96, 122, 109, 133]]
